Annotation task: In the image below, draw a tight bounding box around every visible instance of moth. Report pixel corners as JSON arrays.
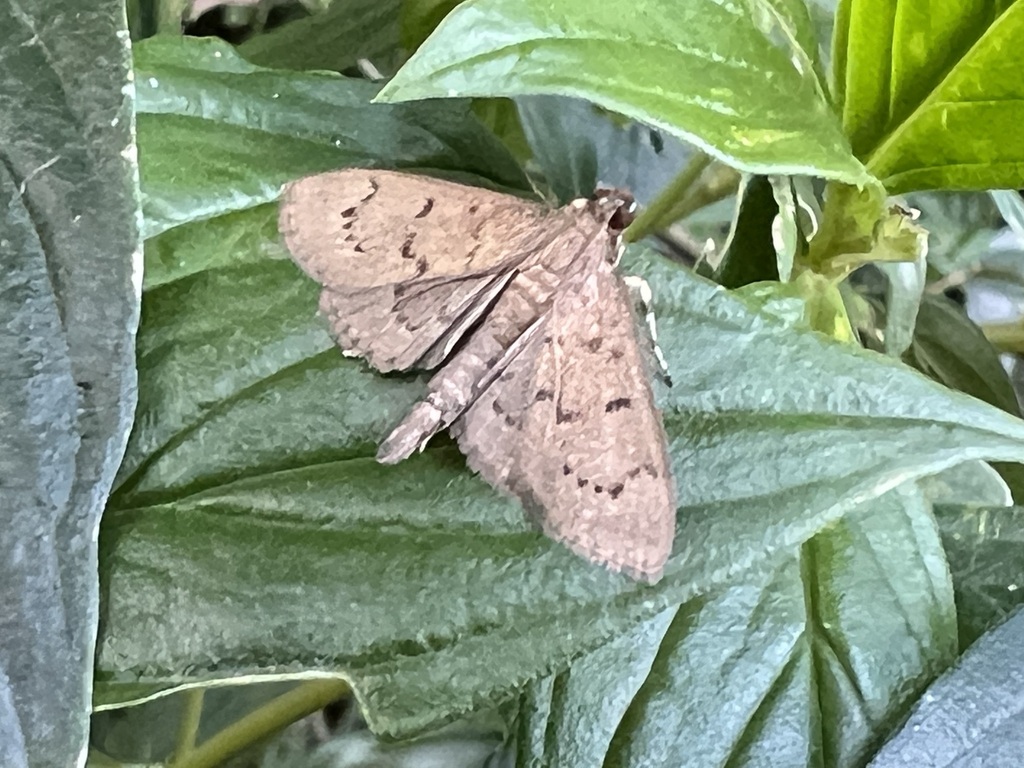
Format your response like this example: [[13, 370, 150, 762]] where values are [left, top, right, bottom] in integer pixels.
[[279, 169, 676, 581]]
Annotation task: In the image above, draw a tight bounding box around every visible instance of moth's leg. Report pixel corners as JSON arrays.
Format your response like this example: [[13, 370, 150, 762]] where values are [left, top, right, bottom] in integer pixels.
[[622, 274, 671, 386]]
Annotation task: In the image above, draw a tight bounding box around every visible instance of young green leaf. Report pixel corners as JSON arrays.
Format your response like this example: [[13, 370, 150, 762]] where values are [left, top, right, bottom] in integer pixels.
[[837, 0, 1024, 191], [375, 0, 871, 185]]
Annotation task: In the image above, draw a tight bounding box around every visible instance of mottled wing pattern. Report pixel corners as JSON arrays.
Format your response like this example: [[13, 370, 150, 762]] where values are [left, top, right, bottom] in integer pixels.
[[453, 260, 676, 581], [279, 169, 570, 371]]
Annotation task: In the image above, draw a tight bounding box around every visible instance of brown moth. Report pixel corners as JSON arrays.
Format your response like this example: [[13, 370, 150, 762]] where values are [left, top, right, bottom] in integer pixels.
[[279, 169, 675, 581]]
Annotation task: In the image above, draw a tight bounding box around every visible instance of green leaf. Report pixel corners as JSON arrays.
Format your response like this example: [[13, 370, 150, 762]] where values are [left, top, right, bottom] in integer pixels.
[[868, 604, 1024, 767], [135, 36, 529, 242], [905, 293, 1022, 418], [401, 0, 465, 51], [768, 176, 801, 282], [907, 191, 1004, 275], [514, 96, 693, 207], [96, 233, 1024, 737], [935, 504, 1024, 650], [516, 95, 598, 203], [880, 257, 926, 358], [837, 0, 1024, 192], [238, 0, 404, 75], [518, 483, 956, 768], [714, 176, 781, 289], [375, 0, 871, 185], [0, 3, 141, 767]]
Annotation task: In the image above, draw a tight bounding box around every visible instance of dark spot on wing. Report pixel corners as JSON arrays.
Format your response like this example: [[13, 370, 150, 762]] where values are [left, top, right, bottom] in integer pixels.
[[643, 463, 659, 478], [577, 477, 588, 488], [353, 243, 365, 253], [535, 389, 553, 401], [608, 483, 625, 499], [585, 338, 602, 352], [401, 235, 416, 259], [341, 220, 354, 230], [492, 400, 504, 415], [468, 204, 479, 214], [556, 405, 580, 424], [360, 180, 379, 202], [340, 206, 357, 218], [610, 348, 624, 359], [627, 467, 641, 479], [500, 370, 515, 381], [415, 198, 434, 218], [542, 335, 553, 344], [76, 380, 92, 391], [605, 397, 631, 412], [594, 484, 604, 494], [415, 256, 429, 277], [504, 415, 517, 427], [562, 464, 572, 475]]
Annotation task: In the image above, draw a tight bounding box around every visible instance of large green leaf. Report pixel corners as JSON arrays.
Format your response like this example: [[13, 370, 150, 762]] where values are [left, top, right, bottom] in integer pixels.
[[517, 483, 956, 768], [375, 0, 870, 185], [836, 0, 1024, 191], [134, 36, 528, 243], [97, 233, 1024, 737], [0, 2, 141, 767]]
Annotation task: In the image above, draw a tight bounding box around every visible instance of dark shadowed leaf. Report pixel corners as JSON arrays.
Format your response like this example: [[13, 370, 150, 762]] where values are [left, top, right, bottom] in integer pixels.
[[905, 293, 1021, 418], [714, 176, 781, 289], [868, 606, 1024, 768], [0, 3, 141, 767], [514, 95, 692, 206], [238, 0, 404, 75], [935, 504, 1024, 651]]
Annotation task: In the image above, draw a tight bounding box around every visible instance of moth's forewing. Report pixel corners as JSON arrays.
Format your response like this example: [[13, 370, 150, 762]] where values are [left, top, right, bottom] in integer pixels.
[[279, 169, 561, 371]]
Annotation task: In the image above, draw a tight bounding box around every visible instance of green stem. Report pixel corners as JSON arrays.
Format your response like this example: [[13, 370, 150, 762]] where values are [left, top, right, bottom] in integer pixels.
[[624, 153, 712, 243], [170, 679, 349, 768], [155, 0, 190, 34], [172, 688, 205, 761], [981, 321, 1024, 354]]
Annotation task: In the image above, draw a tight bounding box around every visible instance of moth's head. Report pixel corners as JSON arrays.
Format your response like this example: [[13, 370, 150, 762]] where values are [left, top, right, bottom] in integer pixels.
[[590, 187, 636, 236]]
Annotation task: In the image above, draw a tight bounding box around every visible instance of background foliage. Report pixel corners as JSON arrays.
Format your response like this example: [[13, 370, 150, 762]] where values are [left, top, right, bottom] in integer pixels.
[[4, 0, 1024, 766]]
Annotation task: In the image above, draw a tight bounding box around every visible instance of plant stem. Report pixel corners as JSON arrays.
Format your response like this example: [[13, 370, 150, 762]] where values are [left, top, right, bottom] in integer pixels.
[[172, 688, 205, 761], [170, 679, 349, 768], [624, 153, 712, 243], [982, 321, 1024, 353]]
